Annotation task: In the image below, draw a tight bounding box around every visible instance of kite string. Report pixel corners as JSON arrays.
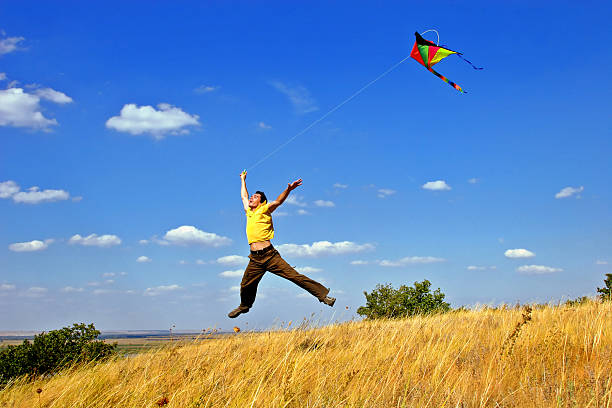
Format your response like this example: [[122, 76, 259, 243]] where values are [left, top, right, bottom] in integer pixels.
[[247, 54, 412, 170]]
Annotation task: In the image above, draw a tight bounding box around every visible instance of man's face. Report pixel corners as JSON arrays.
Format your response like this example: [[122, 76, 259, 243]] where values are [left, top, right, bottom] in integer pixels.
[[248, 193, 262, 208]]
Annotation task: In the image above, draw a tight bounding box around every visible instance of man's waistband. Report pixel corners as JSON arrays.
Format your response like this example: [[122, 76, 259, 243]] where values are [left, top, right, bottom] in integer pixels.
[[250, 245, 274, 256]]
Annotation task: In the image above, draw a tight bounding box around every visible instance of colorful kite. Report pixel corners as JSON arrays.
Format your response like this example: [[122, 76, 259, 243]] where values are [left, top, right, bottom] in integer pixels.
[[410, 31, 481, 93]]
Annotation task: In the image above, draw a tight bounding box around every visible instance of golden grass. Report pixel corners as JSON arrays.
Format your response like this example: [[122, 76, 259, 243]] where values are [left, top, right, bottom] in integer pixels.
[[1, 301, 611, 407]]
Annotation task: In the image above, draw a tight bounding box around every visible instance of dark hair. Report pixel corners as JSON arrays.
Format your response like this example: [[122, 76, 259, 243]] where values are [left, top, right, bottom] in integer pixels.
[[255, 191, 267, 203]]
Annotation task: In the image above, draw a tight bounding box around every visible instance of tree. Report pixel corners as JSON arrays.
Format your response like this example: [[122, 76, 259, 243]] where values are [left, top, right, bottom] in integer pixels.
[[597, 273, 612, 301], [0, 323, 116, 385], [357, 280, 450, 319]]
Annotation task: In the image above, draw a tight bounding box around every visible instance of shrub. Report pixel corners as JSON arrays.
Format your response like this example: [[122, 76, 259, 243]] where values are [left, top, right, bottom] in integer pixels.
[[0, 323, 116, 385], [565, 296, 590, 307], [597, 273, 612, 301], [357, 280, 450, 319]]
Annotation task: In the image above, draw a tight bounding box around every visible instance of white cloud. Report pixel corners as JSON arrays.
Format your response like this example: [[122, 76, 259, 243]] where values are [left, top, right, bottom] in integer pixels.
[[297, 209, 310, 215], [278, 241, 374, 258], [136, 256, 151, 263], [0, 180, 19, 198], [596, 260, 608, 265], [295, 266, 322, 274], [0, 284, 16, 291], [151, 236, 170, 246], [350, 260, 368, 265], [105, 103, 200, 140], [139, 239, 149, 245], [229, 285, 240, 292], [379, 256, 445, 267], [93, 289, 112, 295], [217, 255, 248, 266], [194, 85, 219, 94], [163, 225, 231, 247], [314, 200, 335, 208], [1, 181, 71, 204], [25, 287, 47, 297], [8, 239, 53, 252], [0, 88, 58, 129], [270, 81, 318, 114], [72, 196, 83, 202], [517, 265, 562, 274], [468, 178, 479, 184], [196, 259, 206, 265], [555, 186, 584, 199], [33, 88, 73, 104], [12, 186, 70, 204], [62, 286, 84, 293], [258, 122, 272, 130], [274, 211, 289, 217], [286, 195, 307, 207], [69, 234, 121, 247], [0, 73, 6, 81], [504, 248, 535, 258], [105, 279, 115, 284], [144, 284, 181, 296], [377, 189, 396, 198], [0, 36, 24, 55], [466, 265, 496, 271], [422, 180, 451, 191], [219, 269, 244, 278], [102, 272, 116, 278], [333, 183, 348, 189], [179, 260, 187, 265]]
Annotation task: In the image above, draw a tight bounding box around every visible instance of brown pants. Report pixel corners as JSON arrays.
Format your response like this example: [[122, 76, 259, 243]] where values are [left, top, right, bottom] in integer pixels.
[[239, 247, 329, 308]]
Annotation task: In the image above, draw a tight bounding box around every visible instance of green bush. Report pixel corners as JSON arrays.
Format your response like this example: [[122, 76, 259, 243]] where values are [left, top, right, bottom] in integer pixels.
[[565, 296, 590, 307], [597, 273, 612, 301], [0, 323, 116, 385], [357, 280, 450, 319]]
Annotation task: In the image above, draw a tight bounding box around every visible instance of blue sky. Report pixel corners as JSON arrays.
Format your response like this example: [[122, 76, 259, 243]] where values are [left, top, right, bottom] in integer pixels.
[[1, 1, 610, 331]]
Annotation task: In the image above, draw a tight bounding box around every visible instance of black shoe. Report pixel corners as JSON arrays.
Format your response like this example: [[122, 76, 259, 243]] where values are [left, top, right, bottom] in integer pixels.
[[321, 296, 336, 307], [228, 306, 250, 318]]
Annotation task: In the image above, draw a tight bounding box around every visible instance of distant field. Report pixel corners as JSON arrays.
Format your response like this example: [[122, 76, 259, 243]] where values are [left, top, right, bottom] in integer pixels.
[[1, 332, 228, 355], [108, 334, 228, 355], [1, 301, 611, 407]]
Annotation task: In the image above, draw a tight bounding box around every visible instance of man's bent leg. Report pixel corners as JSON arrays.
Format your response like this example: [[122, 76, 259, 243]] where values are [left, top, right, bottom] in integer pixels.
[[229, 257, 266, 318], [239, 257, 267, 308], [267, 250, 330, 301]]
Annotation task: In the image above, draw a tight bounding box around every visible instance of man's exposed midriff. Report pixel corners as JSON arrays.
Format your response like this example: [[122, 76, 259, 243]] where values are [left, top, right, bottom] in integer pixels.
[[250, 240, 271, 251]]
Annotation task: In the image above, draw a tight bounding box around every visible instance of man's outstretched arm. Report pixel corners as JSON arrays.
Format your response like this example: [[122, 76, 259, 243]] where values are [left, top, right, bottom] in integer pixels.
[[268, 178, 302, 213], [240, 171, 249, 211]]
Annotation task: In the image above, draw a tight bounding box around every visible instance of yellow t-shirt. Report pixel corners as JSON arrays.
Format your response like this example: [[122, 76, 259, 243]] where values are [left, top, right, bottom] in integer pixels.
[[245, 202, 274, 244]]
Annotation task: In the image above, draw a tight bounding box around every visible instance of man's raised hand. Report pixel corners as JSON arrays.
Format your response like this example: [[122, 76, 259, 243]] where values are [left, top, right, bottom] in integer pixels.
[[240, 170, 247, 181], [288, 179, 303, 191]]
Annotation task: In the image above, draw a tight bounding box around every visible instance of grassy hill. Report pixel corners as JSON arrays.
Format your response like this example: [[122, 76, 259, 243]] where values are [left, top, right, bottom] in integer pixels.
[[1, 301, 610, 407]]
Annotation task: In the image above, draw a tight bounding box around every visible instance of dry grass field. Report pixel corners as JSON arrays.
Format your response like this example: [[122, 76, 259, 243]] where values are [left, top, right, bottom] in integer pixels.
[[1, 300, 610, 407]]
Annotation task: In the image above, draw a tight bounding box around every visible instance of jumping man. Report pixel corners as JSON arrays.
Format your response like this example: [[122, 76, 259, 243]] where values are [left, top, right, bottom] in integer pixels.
[[228, 171, 336, 318]]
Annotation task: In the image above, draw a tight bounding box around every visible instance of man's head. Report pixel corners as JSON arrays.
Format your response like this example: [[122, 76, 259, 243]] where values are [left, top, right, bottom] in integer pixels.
[[248, 191, 267, 208]]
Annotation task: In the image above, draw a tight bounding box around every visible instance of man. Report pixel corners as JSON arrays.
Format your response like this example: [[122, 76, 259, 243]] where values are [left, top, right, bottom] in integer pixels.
[[228, 171, 335, 318]]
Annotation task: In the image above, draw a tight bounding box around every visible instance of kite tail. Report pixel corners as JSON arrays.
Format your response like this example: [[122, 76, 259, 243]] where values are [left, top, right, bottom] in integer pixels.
[[427, 67, 465, 93], [456, 53, 483, 70]]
